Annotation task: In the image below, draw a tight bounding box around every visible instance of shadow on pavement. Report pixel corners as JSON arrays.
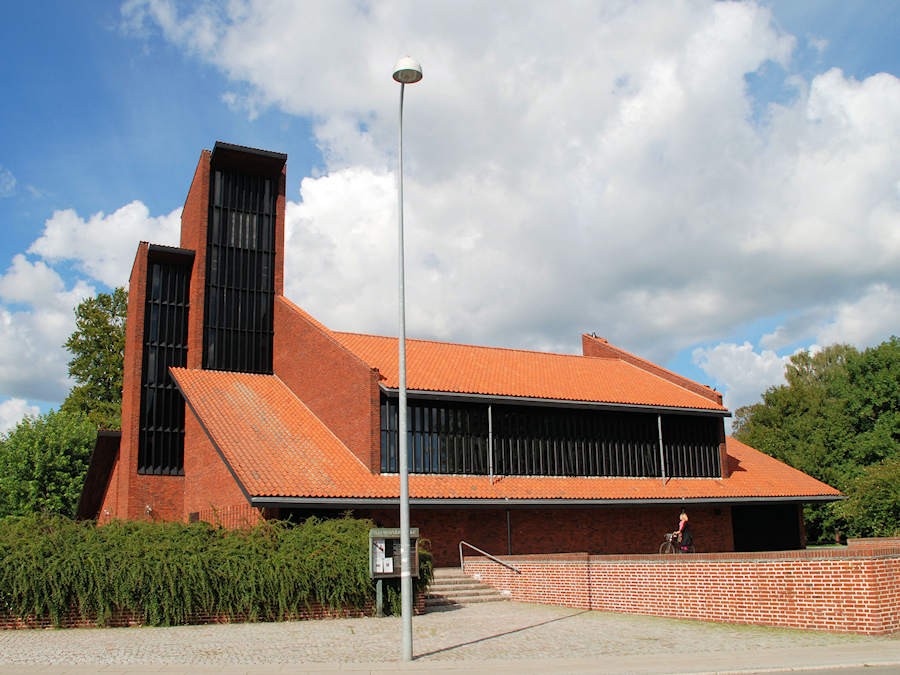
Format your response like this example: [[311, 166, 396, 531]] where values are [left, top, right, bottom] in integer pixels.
[[416, 609, 591, 658]]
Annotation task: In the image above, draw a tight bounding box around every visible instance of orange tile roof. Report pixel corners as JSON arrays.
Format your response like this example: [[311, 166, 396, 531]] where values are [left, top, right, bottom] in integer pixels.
[[170, 369, 841, 504], [331, 332, 726, 412]]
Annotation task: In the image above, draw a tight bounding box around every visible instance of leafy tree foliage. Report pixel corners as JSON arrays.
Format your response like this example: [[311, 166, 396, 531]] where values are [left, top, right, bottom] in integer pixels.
[[834, 458, 900, 537], [0, 410, 96, 518], [62, 287, 127, 430], [734, 339, 900, 540]]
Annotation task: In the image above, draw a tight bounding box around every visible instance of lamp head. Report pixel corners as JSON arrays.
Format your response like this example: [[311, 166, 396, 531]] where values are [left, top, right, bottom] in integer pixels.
[[393, 57, 423, 84]]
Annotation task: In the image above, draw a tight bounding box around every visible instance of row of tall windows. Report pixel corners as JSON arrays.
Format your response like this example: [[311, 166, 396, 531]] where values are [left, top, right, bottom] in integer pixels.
[[203, 169, 277, 373], [138, 258, 191, 475], [380, 396, 722, 478]]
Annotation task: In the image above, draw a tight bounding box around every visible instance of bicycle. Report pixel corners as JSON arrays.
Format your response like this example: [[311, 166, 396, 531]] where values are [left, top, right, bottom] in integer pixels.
[[659, 531, 695, 554]]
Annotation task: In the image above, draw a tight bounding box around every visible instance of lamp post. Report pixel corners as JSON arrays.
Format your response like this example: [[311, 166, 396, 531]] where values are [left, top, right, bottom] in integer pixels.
[[393, 55, 422, 663]]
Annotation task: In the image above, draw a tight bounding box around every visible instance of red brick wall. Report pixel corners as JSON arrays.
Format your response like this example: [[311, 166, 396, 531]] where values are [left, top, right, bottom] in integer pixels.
[[466, 542, 900, 635], [273, 167, 286, 296], [179, 150, 210, 371], [273, 297, 382, 471], [358, 506, 735, 568], [116, 242, 149, 520], [182, 406, 250, 518], [97, 455, 121, 523], [0, 602, 385, 631], [193, 504, 265, 529], [111, 243, 186, 521]]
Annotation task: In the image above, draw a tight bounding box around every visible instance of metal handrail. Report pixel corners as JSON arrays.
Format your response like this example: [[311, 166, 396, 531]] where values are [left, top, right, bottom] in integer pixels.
[[459, 541, 522, 574]]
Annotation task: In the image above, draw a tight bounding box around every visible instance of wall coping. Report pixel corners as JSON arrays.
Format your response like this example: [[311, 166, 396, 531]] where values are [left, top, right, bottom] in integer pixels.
[[465, 544, 900, 566]]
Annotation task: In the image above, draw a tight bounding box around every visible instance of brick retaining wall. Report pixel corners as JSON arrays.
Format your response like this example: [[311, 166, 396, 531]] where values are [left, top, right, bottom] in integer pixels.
[[465, 541, 900, 635], [0, 595, 426, 630]]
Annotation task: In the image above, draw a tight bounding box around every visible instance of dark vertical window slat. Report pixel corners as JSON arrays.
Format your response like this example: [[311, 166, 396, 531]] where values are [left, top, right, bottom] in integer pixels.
[[138, 259, 191, 476], [203, 168, 277, 373], [380, 395, 722, 478]]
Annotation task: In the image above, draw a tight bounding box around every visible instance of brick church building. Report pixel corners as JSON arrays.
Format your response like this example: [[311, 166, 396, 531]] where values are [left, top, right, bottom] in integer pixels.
[[77, 142, 841, 566]]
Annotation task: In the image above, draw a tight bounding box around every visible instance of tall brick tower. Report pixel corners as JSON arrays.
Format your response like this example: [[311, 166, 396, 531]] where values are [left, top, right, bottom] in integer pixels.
[[103, 142, 287, 521]]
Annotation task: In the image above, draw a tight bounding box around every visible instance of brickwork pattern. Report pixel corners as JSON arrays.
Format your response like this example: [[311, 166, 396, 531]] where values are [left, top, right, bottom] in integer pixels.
[[193, 503, 263, 529], [0, 604, 372, 631], [183, 408, 249, 516], [358, 505, 735, 568], [273, 297, 381, 471], [179, 149, 210, 371], [466, 541, 900, 635], [0, 595, 426, 631]]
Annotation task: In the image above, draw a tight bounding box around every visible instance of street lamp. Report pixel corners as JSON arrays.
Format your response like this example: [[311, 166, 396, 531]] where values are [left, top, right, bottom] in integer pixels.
[[393, 55, 422, 663]]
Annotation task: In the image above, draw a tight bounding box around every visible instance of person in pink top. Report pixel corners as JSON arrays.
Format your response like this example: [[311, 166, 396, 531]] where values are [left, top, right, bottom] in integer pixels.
[[677, 512, 692, 553]]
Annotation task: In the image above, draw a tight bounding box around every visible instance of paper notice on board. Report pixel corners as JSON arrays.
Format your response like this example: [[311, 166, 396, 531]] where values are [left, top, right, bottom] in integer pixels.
[[373, 538, 385, 573]]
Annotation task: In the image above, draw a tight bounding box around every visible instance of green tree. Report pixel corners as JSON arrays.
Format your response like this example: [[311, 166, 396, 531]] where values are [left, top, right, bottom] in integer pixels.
[[734, 339, 900, 541], [62, 287, 127, 429], [835, 458, 900, 537], [0, 410, 96, 518]]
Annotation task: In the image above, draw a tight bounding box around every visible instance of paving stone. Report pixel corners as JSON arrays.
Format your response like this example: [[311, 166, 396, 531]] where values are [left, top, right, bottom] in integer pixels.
[[0, 602, 896, 674]]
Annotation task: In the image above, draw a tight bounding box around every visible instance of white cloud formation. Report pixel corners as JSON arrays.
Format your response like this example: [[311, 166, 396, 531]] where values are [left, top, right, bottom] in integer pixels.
[[2, 0, 874, 419], [0, 200, 182, 427], [0, 399, 40, 436], [28, 202, 182, 288], [121, 1, 900, 362], [693, 341, 793, 414], [0, 255, 95, 403], [0, 166, 15, 197]]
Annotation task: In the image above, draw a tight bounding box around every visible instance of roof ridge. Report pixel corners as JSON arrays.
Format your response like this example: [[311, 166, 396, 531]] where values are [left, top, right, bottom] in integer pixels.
[[583, 333, 719, 397], [333, 330, 592, 360]]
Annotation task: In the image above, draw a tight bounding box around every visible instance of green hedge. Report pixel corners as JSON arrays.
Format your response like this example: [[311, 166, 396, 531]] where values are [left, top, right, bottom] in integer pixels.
[[0, 514, 433, 627]]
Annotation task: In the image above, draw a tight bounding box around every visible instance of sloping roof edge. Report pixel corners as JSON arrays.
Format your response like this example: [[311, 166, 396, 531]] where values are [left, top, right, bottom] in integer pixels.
[[75, 430, 121, 521]]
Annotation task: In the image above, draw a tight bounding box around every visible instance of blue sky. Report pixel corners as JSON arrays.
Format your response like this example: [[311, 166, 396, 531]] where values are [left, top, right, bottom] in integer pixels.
[[1, 1, 899, 432]]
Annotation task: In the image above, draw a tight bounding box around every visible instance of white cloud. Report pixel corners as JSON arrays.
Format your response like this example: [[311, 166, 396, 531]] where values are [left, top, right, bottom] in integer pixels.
[[120, 1, 900, 364], [0, 166, 15, 197], [0, 399, 40, 436], [0, 0, 867, 418], [807, 35, 828, 55], [813, 283, 900, 347], [693, 341, 794, 422], [0, 255, 95, 403], [0, 199, 179, 406], [695, 283, 900, 421], [28, 201, 182, 288]]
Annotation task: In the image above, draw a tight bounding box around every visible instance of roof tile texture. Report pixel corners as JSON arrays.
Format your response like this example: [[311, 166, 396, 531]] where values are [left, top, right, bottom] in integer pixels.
[[332, 332, 726, 411], [171, 369, 840, 503]]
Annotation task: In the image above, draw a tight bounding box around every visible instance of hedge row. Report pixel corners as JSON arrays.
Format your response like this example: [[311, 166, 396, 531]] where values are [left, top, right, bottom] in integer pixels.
[[0, 514, 433, 627]]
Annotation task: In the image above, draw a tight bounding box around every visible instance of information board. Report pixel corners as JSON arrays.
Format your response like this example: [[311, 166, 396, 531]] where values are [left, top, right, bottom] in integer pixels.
[[369, 528, 419, 579]]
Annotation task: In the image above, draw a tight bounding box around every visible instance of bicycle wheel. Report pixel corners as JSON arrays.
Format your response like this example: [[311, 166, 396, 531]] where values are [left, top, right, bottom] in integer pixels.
[[659, 541, 675, 554]]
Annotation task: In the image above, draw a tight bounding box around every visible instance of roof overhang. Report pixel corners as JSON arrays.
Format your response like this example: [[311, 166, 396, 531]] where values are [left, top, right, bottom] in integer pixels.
[[251, 494, 841, 510], [380, 385, 731, 418], [210, 141, 287, 176], [75, 430, 122, 521], [148, 244, 195, 264]]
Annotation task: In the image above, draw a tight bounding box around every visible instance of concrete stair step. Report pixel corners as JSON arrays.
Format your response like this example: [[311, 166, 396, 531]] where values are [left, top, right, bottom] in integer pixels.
[[428, 581, 494, 592], [424, 567, 508, 608]]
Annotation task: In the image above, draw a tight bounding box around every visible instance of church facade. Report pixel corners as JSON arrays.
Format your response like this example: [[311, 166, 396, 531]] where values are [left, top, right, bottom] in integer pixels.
[[77, 143, 841, 566]]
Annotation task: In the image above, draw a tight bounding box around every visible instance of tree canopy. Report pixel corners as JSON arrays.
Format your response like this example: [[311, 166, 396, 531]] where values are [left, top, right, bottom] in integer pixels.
[[62, 287, 127, 430], [0, 409, 96, 518], [734, 338, 900, 540]]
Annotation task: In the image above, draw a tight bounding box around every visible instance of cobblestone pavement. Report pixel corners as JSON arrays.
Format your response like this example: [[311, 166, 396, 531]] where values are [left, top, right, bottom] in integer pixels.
[[0, 602, 898, 674]]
